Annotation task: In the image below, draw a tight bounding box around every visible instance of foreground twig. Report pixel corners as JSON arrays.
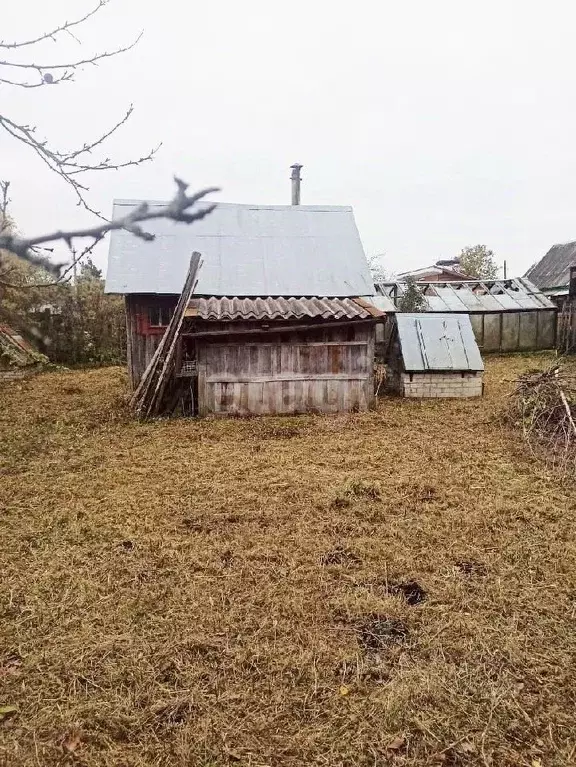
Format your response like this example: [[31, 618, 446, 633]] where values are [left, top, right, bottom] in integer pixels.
[[0, 178, 219, 279], [555, 369, 576, 439], [0, 0, 156, 217]]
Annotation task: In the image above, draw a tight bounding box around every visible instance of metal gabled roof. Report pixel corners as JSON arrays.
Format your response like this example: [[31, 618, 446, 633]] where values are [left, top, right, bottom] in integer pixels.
[[375, 278, 556, 313], [105, 200, 374, 298], [396, 313, 484, 372], [185, 296, 384, 321], [525, 241, 576, 290]]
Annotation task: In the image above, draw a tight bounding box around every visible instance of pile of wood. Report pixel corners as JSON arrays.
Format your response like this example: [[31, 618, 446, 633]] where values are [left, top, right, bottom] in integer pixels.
[[131, 253, 201, 418], [509, 364, 576, 476]]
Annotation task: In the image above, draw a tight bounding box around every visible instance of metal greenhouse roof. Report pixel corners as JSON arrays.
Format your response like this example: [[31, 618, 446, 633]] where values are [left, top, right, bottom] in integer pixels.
[[397, 313, 484, 372], [105, 200, 374, 297], [375, 278, 555, 313], [185, 296, 384, 321]]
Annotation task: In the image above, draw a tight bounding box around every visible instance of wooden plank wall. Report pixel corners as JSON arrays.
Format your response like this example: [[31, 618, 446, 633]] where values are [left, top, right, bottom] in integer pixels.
[[197, 324, 375, 416], [125, 295, 169, 388], [557, 299, 576, 353]]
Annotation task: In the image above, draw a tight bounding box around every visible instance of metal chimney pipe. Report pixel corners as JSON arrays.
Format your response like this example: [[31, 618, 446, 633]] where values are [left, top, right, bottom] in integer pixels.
[[290, 164, 302, 205]]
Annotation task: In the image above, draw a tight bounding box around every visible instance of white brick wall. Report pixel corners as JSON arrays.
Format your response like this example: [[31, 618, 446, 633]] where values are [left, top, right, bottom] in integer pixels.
[[401, 372, 483, 398]]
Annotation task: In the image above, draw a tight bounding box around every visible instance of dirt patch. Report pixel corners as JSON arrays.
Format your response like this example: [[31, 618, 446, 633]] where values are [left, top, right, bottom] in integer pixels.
[[388, 580, 427, 605], [356, 615, 408, 651], [455, 560, 488, 576]]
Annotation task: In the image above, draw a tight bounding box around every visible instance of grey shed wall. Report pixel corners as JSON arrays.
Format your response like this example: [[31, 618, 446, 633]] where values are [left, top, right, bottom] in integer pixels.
[[467, 310, 557, 352], [195, 322, 375, 416]]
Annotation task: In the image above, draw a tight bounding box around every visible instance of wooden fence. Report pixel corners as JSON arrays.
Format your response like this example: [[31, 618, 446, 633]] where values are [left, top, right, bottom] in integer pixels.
[[557, 299, 576, 353]]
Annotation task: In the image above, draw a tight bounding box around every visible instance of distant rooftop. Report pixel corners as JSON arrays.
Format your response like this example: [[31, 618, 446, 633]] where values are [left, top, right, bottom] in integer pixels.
[[105, 200, 374, 297], [525, 241, 576, 290], [397, 261, 470, 280]]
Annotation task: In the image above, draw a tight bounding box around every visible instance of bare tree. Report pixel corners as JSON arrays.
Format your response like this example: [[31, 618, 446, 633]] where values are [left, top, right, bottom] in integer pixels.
[[367, 253, 390, 284], [0, 1, 218, 281]]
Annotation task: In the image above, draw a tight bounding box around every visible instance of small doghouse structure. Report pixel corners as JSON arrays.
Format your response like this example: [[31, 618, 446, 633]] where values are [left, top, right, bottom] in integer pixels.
[[385, 313, 484, 398], [131, 256, 383, 418], [373, 278, 557, 352]]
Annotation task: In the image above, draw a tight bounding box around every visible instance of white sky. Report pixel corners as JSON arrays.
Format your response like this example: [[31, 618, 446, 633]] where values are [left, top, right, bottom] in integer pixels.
[[2, 0, 576, 278]]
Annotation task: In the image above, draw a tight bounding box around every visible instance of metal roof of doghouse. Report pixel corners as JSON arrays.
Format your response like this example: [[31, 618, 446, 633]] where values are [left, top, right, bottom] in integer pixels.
[[105, 201, 374, 297], [373, 278, 555, 313], [396, 313, 484, 372]]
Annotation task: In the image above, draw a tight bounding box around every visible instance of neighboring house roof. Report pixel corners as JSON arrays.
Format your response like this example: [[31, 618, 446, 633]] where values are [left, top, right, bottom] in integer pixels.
[[397, 265, 470, 280], [185, 296, 384, 322], [105, 200, 374, 297], [525, 241, 576, 290], [373, 278, 555, 313], [396, 313, 484, 373], [435, 258, 461, 268]]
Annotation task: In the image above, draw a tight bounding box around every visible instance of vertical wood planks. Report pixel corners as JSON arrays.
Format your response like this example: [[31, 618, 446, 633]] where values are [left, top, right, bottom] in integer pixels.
[[197, 323, 375, 416]]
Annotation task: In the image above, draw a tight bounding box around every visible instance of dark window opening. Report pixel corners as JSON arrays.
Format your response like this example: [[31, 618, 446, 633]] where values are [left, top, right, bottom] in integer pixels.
[[148, 304, 174, 327]]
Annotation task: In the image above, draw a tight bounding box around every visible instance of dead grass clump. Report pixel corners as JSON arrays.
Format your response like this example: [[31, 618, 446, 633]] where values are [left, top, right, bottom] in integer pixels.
[[387, 580, 427, 606], [356, 615, 409, 652], [320, 545, 361, 567], [240, 419, 304, 441], [330, 478, 382, 508], [357, 575, 428, 606], [455, 559, 488, 577], [151, 698, 196, 726]]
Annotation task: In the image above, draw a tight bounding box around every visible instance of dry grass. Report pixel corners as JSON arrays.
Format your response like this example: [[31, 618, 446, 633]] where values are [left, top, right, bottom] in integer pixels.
[[1, 355, 575, 767]]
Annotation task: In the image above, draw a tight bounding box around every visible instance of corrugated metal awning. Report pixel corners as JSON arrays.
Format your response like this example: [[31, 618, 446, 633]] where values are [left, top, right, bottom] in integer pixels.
[[396, 313, 484, 372], [185, 296, 385, 321]]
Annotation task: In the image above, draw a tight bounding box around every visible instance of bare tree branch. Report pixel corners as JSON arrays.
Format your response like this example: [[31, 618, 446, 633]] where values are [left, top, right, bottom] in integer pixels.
[[0, 1, 108, 50], [0, 33, 142, 72], [0, 71, 74, 88], [0, 1, 154, 217], [0, 112, 159, 217], [0, 181, 10, 233], [0, 178, 220, 279]]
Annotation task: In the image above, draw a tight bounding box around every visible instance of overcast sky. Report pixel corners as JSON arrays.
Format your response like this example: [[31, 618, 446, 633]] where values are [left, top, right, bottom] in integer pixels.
[[2, 0, 576, 278]]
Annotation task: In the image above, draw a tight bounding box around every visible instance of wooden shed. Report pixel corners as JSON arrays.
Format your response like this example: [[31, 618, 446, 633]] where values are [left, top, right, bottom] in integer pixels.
[[374, 278, 557, 353], [182, 297, 380, 416], [106, 200, 384, 416]]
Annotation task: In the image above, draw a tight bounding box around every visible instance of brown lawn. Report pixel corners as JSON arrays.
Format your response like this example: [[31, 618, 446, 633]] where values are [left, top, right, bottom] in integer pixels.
[[1, 354, 575, 767]]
